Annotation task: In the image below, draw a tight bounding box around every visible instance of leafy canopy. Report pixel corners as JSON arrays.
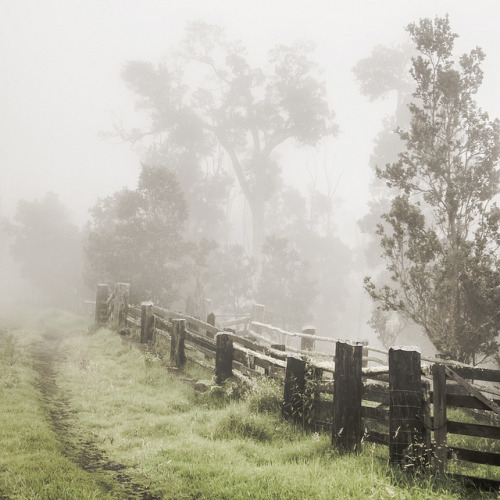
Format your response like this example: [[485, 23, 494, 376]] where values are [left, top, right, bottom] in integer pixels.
[[365, 16, 500, 364], [84, 165, 189, 306]]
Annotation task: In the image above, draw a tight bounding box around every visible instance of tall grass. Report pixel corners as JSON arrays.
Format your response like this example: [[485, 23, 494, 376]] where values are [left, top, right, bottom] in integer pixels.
[[0, 308, 117, 499], [59, 324, 493, 499], [0, 307, 496, 499]]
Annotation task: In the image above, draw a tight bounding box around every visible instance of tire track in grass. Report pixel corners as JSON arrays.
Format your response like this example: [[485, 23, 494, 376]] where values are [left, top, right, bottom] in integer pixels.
[[31, 327, 161, 500]]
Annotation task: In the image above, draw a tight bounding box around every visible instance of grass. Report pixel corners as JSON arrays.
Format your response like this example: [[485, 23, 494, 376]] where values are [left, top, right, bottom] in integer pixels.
[[0, 307, 118, 499], [0, 307, 498, 499]]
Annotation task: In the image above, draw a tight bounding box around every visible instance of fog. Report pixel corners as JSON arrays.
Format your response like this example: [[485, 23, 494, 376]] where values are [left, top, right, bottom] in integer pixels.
[[2, 1, 500, 356]]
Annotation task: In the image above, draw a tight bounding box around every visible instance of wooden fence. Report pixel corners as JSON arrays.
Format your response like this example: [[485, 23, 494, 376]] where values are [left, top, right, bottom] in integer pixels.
[[95, 283, 500, 491]]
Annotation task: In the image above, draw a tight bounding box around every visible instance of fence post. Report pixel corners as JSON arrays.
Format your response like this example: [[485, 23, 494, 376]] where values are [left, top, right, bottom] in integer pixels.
[[206, 312, 216, 340], [95, 284, 109, 325], [250, 303, 265, 335], [361, 340, 369, 368], [113, 283, 130, 331], [301, 327, 315, 352], [332, 341, 363, 453], [432, 363, 447, 472], [389, 346, 424, 469], [140, 302, 154, 343], [283, 356, 306, 422], [215, 332, 233, 384], [170, 319, 186, 368]]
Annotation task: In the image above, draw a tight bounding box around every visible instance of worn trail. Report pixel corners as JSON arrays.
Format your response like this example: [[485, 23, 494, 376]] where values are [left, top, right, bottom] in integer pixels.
[[30, 327, 160, 500]]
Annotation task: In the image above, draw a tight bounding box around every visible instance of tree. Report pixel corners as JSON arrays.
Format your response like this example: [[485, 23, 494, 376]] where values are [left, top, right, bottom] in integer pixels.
[[203, 243, 255, 316], [84, 165, 189, 306], [9, 193, 82, 307], [256, 235, 316, 331], [365, 16, 500, 364], [121, 21, 336, 254]]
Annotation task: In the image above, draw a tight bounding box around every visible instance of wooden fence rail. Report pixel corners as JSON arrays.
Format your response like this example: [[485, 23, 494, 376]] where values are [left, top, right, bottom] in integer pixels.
[[95, 283, 500, 491]]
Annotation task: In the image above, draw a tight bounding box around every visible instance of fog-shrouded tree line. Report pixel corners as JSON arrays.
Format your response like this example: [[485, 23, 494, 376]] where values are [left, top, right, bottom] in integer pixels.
[[3, 16, 499, 366]]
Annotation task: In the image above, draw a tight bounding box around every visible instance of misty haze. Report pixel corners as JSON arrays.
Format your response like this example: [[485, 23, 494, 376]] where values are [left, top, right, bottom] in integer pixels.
[[1, 1, 499, 498]]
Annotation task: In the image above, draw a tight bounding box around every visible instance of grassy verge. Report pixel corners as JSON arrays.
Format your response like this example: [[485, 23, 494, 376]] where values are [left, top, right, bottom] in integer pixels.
[[0, 308, 117, 499], [0, 308, 497, 499], [59, 324, 493, 499]]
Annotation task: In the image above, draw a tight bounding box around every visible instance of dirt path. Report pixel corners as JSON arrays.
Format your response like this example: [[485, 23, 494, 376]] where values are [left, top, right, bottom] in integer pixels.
[[31, 327, 161, 500]]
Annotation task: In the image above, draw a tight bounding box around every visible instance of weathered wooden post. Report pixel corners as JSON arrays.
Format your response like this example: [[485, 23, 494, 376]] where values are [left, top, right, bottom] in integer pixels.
[[389, 346, 424, 468], [207, 312, 215, 326], [140, 302, 154, 344], [301, 327, 315, 352], [361, 340, 369, 368], [113, 283, 130, 331], [332, 341, 363, 453], [95, 284, 110, 325], [206, 312, 216, 340], [283, 356, 306, 422], [215, 332, 233, 384], [250, 303, 265, 335], [432, 363, 447, 472], [170, 319, 186, 368]]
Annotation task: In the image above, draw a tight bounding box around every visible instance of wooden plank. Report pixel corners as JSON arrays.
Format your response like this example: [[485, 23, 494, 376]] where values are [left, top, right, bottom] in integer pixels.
[[266, 346, 288, 361], [364, 431, 389, 446], [185, 328, 216, 352], [155, 316, 172, 334], [446, 420, 500, 439], [232, 335, 268, 353], [153, 306, 219, 336], [451, 366, 500, 383], [445, 366, 500, 417], [128, 306, 141, 318], [232, 343, 286, 369], [362, 405, 389, 422], [363, 366, 389, 377], [154, 328, 170, 340], [184, 342, 216, 360], [232, 348, 249, 366], [363, 383, 390, 405], [126, 317, 141, 328], [430, 392, 500, 411], [232, 360, 261, 379], [449, 447, 500, 466]]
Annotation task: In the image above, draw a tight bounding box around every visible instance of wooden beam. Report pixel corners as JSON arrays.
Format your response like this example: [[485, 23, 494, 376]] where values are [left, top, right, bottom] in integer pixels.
[[445, 366, 500, 418]]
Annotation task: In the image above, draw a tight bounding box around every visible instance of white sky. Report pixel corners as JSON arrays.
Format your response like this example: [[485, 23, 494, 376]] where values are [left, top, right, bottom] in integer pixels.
[[1, 0, 500, 247]]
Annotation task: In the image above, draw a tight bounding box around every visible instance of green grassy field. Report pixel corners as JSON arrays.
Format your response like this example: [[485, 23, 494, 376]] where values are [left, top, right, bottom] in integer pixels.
[[0, 307, 497, 499]]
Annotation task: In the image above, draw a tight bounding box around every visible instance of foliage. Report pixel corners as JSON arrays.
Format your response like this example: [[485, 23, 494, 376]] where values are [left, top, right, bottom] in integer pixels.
[[84, 164, 189, 306], [121, 21, 337, 254], [365, 16, 500, 364], [9, 192, 82, 307], [256, 235, 316, 331], [368, 308, 406, 350], [204, 243, 255, 316], [266, 186, 351, 334]]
